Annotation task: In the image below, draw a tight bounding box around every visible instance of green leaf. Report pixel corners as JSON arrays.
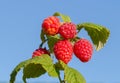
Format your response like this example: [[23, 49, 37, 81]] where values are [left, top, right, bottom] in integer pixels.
[[64, 67, 86, 83], [23, 54, 58, 82], [77, 23, 110, 51], [47, 35, 60, 53], [23, 63, 46, 83], [9, 59, 30, 83], [53, 12, 71, 22], [37, 54, 58, 77], [55, 61, 86, 83], [10, 54, 58, 83]]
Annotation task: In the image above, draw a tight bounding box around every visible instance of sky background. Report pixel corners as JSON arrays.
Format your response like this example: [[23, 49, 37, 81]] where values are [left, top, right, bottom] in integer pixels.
[[0, 0, 120, 83]]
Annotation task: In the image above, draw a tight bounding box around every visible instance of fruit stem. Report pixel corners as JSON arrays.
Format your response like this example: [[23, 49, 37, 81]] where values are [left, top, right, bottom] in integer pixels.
[[39, 39, 48, 48]]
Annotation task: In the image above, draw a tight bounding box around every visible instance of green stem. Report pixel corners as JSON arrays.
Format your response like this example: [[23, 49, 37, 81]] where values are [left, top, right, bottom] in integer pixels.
[[63, 73, 66, 83], [39, 39, 48, 48], [58, 73, 66, 83], [58, 73, 62, 83], [54, 63, 63, 83]]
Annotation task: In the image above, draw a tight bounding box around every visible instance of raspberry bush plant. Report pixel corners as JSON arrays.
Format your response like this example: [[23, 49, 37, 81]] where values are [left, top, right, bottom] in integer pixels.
[[10, 12, 110, 83]]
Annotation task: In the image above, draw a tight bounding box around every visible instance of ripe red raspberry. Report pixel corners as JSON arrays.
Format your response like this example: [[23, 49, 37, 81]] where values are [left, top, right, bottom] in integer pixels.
[[53, 40, 73, 64], [32, 48, 49, 58], [73, 38, 93, 62], [58, 22, 77, 39], [42, 16, 60, 35]]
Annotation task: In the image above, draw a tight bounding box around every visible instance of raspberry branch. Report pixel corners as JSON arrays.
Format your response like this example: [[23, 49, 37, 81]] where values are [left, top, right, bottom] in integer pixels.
[[9, 12, 110, 83]]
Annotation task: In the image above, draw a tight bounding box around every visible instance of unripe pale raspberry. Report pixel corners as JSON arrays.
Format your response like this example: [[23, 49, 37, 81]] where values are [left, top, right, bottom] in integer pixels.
[[73, 38, 93, 62], [53, 40, 73, 64], [58, 22, 77, 39], [42, 16, 60, 35], [32, 48, 49, 58]]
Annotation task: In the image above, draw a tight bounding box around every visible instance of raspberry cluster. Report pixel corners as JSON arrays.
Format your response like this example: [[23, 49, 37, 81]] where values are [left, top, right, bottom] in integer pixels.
[[32, 16, 93, 64]]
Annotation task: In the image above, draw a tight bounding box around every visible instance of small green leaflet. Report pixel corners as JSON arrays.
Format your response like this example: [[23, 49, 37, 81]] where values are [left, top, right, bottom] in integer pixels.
[[40, 29, 46, 43], [53, 12, 71, 22], [10, 54, 58, 83], [77, 23, 110, 51], [40, 29, 47, 47], [47, 35, 60, 53]]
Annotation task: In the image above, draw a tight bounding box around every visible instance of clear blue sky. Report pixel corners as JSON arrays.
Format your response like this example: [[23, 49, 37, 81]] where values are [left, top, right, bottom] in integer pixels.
[[0, 0, 120, 83]]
